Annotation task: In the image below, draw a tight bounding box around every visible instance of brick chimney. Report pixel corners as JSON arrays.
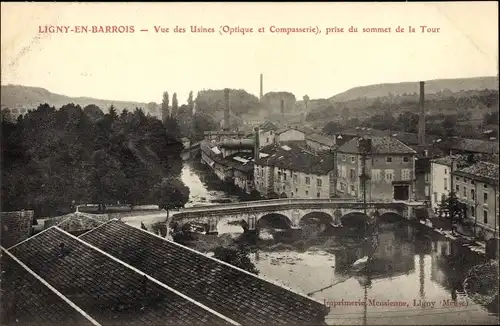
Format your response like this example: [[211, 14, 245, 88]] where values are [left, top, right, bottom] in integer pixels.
[[418, 81, 426, 146], [260, 74, 263, 100], [224, 88, 230, 130], [254, 127, 260, 161], [280, 99, 285, 119]]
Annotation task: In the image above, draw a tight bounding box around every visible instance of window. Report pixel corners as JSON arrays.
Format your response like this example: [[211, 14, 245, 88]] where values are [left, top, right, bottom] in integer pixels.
[[305, 177, 310, 185], [283, 173, 287, 181], [463, 187, 467, 198], [295, 188, 298, 193], [266, 137, 269, 143], [306, 190, 309, 195], [385, 170, 394, 181], [444, 169, 448, 175], [484, 184, 488, 189], [277, 172, 281, 181], [471, 189, 475, 200], [434, 192, 438, 203], [316, 192, 320, 198], [444, 178, 448, 190], [351, 156, 355, 163], [483, 210, 488, 224], [425, 173, 430, 182], [342, 154, 346, 161], [456, 176, 460, 181], [291, 192, 294, 197], [403, 156, 409, 163], [470, 206, 475, 217], [317, 179, 322, 187], [293, 174, 298, 182], [401, 169, 411, 181], [372, 169, 381, 182], [386, 156, 393, 163], [350, 185, 355, 193], [350, 168, 356, 180], [456, 185, 459, 192], [270, 131, 273, 135], [283, 185, 285, 191], [484, 192, 488, 203], [341, 166, 347, 178], [425, 186, 430, 197]]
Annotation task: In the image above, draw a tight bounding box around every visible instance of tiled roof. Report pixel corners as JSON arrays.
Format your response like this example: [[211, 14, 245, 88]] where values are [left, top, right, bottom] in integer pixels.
[[0, 248, 96, 326], [8, 227, 233, 325], [455, 161, 499, 184], [336, 136, 417, 155], [258, 121, 278, 132], [306, 133, 336, 147], [1, 210, 33, 248], [431, 154, 473, 168], [43, 213, 111, 234], [256, 142, 335, 175], [80, 221, 329, 325]]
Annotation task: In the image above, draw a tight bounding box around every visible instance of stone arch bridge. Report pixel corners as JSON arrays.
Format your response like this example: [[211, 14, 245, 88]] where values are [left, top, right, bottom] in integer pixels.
[[171, 198, 426, 233]]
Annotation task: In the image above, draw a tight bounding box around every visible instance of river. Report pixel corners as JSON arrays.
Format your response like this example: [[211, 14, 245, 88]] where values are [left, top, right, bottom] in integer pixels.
[[179, 157, 499, 325]]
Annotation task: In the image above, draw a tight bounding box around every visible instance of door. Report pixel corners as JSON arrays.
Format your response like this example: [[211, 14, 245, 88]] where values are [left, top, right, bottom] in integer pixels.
[[394, 185, 409, 200]]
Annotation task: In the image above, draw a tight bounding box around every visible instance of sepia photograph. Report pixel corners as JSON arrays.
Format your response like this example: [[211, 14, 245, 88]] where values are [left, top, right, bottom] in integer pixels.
[[1, 2, 499, 325]]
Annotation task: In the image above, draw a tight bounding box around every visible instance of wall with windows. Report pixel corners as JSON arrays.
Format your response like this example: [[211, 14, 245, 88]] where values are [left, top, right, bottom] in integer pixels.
[[258, 129, 275, 148], [431, 162, 452, 210], [273, 167, 332, 198]]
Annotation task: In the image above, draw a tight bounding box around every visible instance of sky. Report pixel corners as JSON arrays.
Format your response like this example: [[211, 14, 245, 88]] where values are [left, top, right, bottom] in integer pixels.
[[1, 2, 498, 105]]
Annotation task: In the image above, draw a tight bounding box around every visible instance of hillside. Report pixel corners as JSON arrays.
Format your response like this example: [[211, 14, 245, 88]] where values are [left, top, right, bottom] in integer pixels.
[[1, 84, 150, 113], [329, 76, 498, 102]]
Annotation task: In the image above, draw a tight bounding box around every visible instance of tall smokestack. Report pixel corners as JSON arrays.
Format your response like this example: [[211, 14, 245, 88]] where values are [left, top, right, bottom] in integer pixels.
[[418, 81, 426, 145], [260, 74, 263, 100], [254, 127, 260, 161], [224, 88, 230, 130], [280, 99, 284, 119]]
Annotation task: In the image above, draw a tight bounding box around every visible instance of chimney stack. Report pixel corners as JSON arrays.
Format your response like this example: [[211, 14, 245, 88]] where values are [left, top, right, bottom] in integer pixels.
[[418, 81, 426, 145], [260, 74, 263, 100], [254, 127, 260, 161], [280, 99, 285, 119], [224, 88, 230, 130]]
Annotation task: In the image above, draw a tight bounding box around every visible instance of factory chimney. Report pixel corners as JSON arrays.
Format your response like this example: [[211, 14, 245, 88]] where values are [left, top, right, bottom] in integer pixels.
[[418, 81, 426, 146], [224, 88, 230, 130], [280, 99, 285, 119], [254, 127, 260, 161], [260, 74, 263, 100]]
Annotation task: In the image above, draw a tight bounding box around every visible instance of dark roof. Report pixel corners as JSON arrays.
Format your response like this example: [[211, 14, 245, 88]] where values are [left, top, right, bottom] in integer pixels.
[[275, 127, 307, 135], [306, 133, 336, 147], [258, 121, 278, 132], [256, 142, 335, 175], [445, 137, 499, 155], [80, 221, 329, 325], [8, 227, 233, 325], [204, 131, 245, 136], [43, 213, 111, 233], [0, 248, 95, 326], [409, 144, 447, 158], [455, 161, 499, 184], [337, 136, 417, 155], [431, 154, 474, 168], [1, 210, 33, 248]]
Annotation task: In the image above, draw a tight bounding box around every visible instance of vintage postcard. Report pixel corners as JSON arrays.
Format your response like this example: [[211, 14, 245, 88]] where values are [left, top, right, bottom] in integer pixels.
[[1, 2, 499, 325]]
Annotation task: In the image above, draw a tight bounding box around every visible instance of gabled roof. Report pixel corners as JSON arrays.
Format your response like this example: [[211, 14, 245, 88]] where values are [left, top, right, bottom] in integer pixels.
[[8, 227, 234, 325], [0, 248, 97, 326], [275, 126, 306, 135], [431, 154, 473, 168], [306, 133, 336, 147], [455, 161, 499, 185], [43, 213, 111, 234], [1, 210, 33, 248], [257, 121, 277, 132], [256, 142, 335, 175], [336, 136, 417, 155], [80, 220, 329, 325]]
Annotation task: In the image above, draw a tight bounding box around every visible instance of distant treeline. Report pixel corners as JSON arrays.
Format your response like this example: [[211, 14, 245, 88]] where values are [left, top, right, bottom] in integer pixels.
[[1, 103, 189, 216]]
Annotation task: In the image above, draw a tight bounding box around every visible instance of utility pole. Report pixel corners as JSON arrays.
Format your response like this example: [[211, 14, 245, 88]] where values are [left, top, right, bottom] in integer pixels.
[[359, 138, 371, 238]]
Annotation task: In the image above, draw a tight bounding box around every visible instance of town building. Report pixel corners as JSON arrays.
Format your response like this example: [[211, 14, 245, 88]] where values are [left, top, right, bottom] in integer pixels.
[[180, 137, 191, 149], [335, 136, 417, 201], [275, 127, 306, 143], [430, 155, 476, 211], [254, 142, 336, 199], [410, 145, 448, 201], [255, 121, 278, 148], [453, 161, 499, 240]]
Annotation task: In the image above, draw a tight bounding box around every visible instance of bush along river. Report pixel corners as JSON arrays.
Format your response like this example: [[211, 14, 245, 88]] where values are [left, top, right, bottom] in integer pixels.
[[177, 157, 499, 325]]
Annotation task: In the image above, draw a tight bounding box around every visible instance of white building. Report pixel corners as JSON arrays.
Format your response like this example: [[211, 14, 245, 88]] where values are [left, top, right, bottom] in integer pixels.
[[275, 127, 306, 143], [256, 122, 278, 148]]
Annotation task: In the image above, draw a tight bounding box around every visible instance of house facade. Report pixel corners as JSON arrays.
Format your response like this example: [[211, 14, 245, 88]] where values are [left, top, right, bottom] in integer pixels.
[[453, 161, 499, 240], [306, 133, 336, 151], [275, 128, 306, 143], [336, 136, 417, 201], [256, 122, 278, 148], [254, 142, 336, 199]]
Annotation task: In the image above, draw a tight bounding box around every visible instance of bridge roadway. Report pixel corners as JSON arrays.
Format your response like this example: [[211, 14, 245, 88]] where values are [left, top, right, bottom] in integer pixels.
[[171, 198, 426, 233]]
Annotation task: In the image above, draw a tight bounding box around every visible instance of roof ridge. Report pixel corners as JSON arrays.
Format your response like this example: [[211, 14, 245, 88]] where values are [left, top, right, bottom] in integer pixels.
[[54, 226, 240, 325], [0, 247, 101, 326], [127, 221, 326, 306]]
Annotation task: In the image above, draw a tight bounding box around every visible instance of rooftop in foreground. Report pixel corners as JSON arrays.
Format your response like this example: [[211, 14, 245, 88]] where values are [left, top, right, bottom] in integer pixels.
[[7, 227, 233, 326], [80, 220, 329, 325]]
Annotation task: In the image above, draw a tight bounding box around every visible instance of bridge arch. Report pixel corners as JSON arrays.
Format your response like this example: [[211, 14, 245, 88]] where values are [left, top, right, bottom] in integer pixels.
[[378, 212, 404, 222], [258, 213, 292, 230], [299, 212, 334, 226], [340, 212, 370, 228]]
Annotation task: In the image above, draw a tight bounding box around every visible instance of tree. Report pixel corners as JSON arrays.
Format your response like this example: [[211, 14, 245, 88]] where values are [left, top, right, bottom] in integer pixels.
[[213, 245, 259, 275], [187, 91, 194, 113], [152, 177, 190, 219], [109, 104, 118, 121], [171, 93, 179, 118], [161, 91, 170, 124], [303, 95, 310, 111]]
